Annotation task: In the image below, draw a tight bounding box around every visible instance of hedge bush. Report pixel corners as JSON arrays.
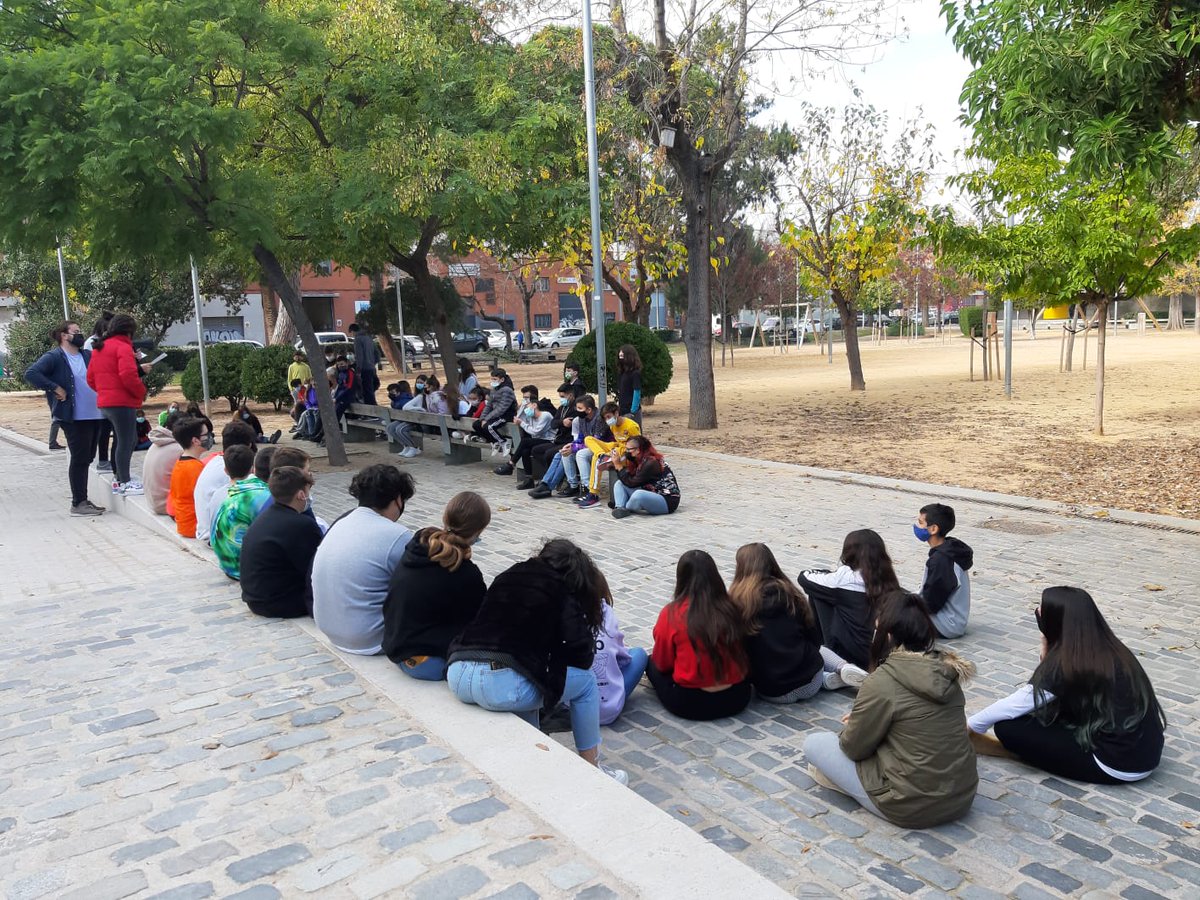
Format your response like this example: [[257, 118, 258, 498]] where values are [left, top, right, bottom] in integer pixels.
[[4, 308, 65, 386], [565, 322, 673, 399], [241, 344, 295, 410], [886, 321, 926, 337], [959, 306, 985, 337], [181, 342, 254, 411], [159, 345, 199, 370]]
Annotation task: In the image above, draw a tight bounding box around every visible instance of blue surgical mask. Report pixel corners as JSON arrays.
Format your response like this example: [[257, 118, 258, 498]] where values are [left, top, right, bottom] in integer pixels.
[[523, 406, 534, 416], [415, 383, 425, 392], [491, 381, 500, 389], [605, 417, 617, 427], [558, 397, 569, 406], [913, 524, 931, 542], [241, 413, 250, 420]]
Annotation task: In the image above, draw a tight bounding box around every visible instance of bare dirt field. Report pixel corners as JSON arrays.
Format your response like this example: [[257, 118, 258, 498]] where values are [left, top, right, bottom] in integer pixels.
[[3, 328, 1198, 517]]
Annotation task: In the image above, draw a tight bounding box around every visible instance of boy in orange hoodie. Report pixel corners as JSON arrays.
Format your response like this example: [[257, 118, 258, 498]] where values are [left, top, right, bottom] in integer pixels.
[[168, 417, 214, 538]]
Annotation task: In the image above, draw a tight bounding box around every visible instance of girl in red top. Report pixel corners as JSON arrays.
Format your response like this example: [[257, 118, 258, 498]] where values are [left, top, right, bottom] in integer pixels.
[[648, 549, 751, 720], [85, 313, 150, 495]]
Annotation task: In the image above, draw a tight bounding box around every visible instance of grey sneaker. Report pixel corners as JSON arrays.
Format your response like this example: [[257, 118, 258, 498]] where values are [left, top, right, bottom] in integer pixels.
[[121, 480, 144, 496], [70, 502, 104, 517], [839, 663, 869, 688], [96, 461, 113, 473], [600, 765, 629, 786]]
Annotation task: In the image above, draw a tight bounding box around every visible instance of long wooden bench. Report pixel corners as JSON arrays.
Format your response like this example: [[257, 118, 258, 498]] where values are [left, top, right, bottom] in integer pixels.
[[517, 348, 559, 364], [344, 403, 521, 466]]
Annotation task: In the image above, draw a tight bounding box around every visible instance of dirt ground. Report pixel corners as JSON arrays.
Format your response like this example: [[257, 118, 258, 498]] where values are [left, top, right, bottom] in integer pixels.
[[3, 328, 1198, 518]]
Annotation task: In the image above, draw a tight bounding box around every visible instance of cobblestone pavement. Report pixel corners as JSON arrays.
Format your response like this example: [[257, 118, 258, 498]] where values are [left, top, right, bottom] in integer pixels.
[[0, 443, 638, 899], [6, 432, 1200, 899], [297, 439, 1200, 899]]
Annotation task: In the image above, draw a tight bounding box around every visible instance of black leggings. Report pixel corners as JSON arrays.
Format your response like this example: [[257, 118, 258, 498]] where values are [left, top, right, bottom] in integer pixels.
[[994, 716, 1123, 785], [473, 417, 507, 444], [101, 406, 138, 484], [95, 418, 112, 463], [61, 419, 101, 506], [646, 663, 752, 721]]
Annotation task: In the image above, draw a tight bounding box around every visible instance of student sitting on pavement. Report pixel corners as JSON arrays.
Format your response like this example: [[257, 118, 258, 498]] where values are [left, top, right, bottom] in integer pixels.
[[804, 590, 978, 827], [593, 589, 649, 726], [914, 502, 974, 639], [528, 383, 579, 499], [144, 410, 184, 516], [311, 465, 415, 655], [647, 550, 751, 721], [967, 586, 1165, 784], [610, 435, 680, 519], [235, 401, 282, 445], [239, 465, 324, 619], [446, 538, 627, 784], [494, 385, 555, 489], [382, 492, 491, 681], [167, 417, 213, 539], [134, 409, 152, 450], [470, 367, 516, 455], [798, 529, 899, 684], [211, 444, 271, 580], [730, 543, 828, 704], [261, 446, 326, 532], [194, 420, 258, 544], [576, 402, 641, 510]]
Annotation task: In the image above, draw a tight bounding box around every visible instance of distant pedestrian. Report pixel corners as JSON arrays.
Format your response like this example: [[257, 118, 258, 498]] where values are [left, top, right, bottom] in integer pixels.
[[349, 323, 380, 406], [516, 329, 525, 350], [24, 320, 106, 516]]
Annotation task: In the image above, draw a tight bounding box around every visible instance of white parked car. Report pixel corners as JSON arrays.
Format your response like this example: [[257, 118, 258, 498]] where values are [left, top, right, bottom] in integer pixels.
[[391, 334, 426, 356], [537, 326, 585, 349], [483, 329, 509, 350], [293, 331, 349, 349], [218, 338, 264, 349], [531, 330, 547, 347]]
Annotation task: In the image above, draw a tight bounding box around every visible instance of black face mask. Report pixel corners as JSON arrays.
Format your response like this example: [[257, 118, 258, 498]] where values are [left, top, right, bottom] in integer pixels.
[[69, 333, 86, 348]]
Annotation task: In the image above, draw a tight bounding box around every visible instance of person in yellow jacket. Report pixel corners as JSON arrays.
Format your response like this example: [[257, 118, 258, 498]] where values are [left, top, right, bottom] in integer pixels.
[[576, 402, 641, 510], [288, 351, 313, 387]]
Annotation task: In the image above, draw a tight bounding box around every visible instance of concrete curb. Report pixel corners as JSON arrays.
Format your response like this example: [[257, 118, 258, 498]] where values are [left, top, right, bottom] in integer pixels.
[[657, 444, 1200, 535], [76, 458, 791, 899]]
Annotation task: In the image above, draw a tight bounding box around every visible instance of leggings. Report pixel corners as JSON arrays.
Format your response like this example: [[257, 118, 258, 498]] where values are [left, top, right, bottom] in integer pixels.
[[95, 418, 112, 463], [759, 667, 824, 704], [646, 662, 751, 721], [101, 406, 138, 484], [994, 716, 1125, 784], [61, 419, 101, 506], [803, 731, 883, 816]]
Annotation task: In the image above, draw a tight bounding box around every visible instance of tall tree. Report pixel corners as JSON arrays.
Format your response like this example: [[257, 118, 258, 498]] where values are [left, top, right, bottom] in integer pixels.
[[780, 105, 933, 390]]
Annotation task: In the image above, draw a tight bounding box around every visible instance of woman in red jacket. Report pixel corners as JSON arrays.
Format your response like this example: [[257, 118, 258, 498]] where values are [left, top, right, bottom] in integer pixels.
[[648, 549, 751, 720], [86, 313, 150, 495]]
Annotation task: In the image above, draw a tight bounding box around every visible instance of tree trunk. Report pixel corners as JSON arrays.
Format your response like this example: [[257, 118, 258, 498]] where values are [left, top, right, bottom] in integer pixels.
[[833, 289, 866, 391], [1064, 304, 1080, 371], [681, 176, 718, 429], [1167, 294, 1184, 330], [522, 289, 534, 343], [253, 243, 348, 466], [402, 258, 461, 409], [1094, 298, 1108, 435]]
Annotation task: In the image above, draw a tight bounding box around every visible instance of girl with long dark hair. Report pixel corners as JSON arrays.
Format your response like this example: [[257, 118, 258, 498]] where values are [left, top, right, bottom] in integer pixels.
[[798, 529, 900, 684], [730, 543, 825, 703], [446, 539, 627, 783], [611, 435, 680, 518], [968, 587, 1166, 783], [615, 343, 643, 427], [86, 313, 151, 495], [383, 492, 491, 680], [804, 590, 978, 827], [647, 550, 750, 720]]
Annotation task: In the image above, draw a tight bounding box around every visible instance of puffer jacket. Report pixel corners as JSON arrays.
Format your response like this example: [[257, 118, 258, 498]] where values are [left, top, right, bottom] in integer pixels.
[[143, 426, 183, 515], [840, 649, 978, 828], [85, 333, 146, 408]]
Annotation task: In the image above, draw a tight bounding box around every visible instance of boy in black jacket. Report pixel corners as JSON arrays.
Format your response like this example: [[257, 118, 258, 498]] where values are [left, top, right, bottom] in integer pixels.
[[915, 503, 974, 638]]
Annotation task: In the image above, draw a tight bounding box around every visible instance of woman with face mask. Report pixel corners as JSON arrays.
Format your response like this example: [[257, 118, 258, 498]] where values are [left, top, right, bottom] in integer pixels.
[[386, 375, 435, 457], [234, 402, 281, 445], [24, 321, 107, 516]]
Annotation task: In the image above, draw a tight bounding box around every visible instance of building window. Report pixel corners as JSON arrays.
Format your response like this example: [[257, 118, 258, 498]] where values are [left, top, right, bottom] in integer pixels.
[[534, 314, 552, 329], [314, 260, 333, 277], [484, 292, 497, 306], [604, 312, 617, 323], [475, 277, 494, 293], [535, 277, 550, 292]]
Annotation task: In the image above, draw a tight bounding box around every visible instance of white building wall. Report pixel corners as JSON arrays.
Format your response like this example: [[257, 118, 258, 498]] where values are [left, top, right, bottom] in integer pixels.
[[162, 293, 265, 346]]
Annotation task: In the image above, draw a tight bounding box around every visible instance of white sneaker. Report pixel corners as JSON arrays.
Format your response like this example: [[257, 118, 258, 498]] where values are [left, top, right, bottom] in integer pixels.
[[451, 430, 465, 439], [408, 446, 421, 457], [489, 443, 502, 457], [122, 480, 144, 496], [600, 765, 628, 786], [822, 669, 846, 691], [839, 663, 869, 688]]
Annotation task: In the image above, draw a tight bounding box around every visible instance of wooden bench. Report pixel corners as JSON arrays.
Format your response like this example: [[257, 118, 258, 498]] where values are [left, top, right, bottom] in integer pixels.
[[517, 348, 558, 364], [344, 403, 520, 466]]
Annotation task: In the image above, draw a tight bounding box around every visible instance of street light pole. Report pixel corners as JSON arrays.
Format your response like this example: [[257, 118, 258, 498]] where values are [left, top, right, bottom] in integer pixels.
[[582, 0, 608, 401], [189, 256, 212, 418], [55, 237, 70, 320]]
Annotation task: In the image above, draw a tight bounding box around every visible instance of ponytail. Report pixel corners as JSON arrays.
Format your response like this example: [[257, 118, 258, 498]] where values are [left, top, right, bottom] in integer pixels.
[[420, 491, 491, 572], [92, 312, 136, 352], [417, 526, 474, 572]]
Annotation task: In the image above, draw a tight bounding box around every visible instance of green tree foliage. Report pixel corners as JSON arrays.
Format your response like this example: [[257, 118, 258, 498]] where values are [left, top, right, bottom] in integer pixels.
[[941, 0, 1200, 172], [566, 322, 673, 399], [4, 307, 68, 384], [780, 105, 933, 391], [182, 342, 253, 411], [241, 344, 295, 410], [933, 149, 1200, 433]]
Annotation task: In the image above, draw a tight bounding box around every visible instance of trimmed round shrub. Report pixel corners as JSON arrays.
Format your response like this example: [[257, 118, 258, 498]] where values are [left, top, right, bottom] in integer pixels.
[[142, 362, 173, 398], [959, 306, 985, 337], [159, 345, 199, 371], [181, 342, 254, 411], [565, 322, 673, 399], [241, 344, 295, 410]]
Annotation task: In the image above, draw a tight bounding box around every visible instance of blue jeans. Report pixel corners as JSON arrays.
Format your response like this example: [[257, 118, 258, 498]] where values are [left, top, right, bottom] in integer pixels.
[[447, 661, 601, 752], [623, 647, 649, 698], [575, 447, 595, 491], [398, 655, 446, 681], [561, 449, 582, 487], [542, 453, 565, 488], [613, 481, 670, 514]]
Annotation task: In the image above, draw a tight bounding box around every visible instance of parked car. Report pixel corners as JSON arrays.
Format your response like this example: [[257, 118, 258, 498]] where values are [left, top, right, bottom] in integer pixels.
[[293, 331, 349, 349], [530, 330, 547, 348], [387, 335, 424, 357], [218, 338, 264, 349], [482, 329, 510, 350], [536, 326, 585, 349], [942, 310, 960, 325], [427, 329, 489, 353]]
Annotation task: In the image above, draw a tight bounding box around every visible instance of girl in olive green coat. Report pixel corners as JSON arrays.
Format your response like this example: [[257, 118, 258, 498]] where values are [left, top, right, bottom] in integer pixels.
[[804, 590, 978, 828]]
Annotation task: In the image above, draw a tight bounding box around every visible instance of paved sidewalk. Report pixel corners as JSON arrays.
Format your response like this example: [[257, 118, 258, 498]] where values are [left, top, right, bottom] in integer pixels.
[[7, 429, 1200, 899], [0, 440, 780, 900]]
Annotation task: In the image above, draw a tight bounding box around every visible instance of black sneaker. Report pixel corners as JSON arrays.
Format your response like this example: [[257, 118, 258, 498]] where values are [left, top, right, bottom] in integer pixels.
[[49, 442, 65, 450], [269, 429, 282, 444], [529, 483, 552, 499], [554, 482, 577, 497], [493, 463, 514, 476], [515, 476, 535, 490], [70, 501, 104, 517], [612, 508, 633, 519]]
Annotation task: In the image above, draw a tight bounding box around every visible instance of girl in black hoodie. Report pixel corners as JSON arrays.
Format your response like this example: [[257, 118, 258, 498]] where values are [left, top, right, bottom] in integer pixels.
[[731, 543, 825, 703], [446, 539, 626, 782], [382, 492, 491, 680]]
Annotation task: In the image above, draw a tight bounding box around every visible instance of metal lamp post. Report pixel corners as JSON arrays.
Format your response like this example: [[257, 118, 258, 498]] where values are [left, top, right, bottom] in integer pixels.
[[55, 237, 70, 319], [582, 0, 607, 400]]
